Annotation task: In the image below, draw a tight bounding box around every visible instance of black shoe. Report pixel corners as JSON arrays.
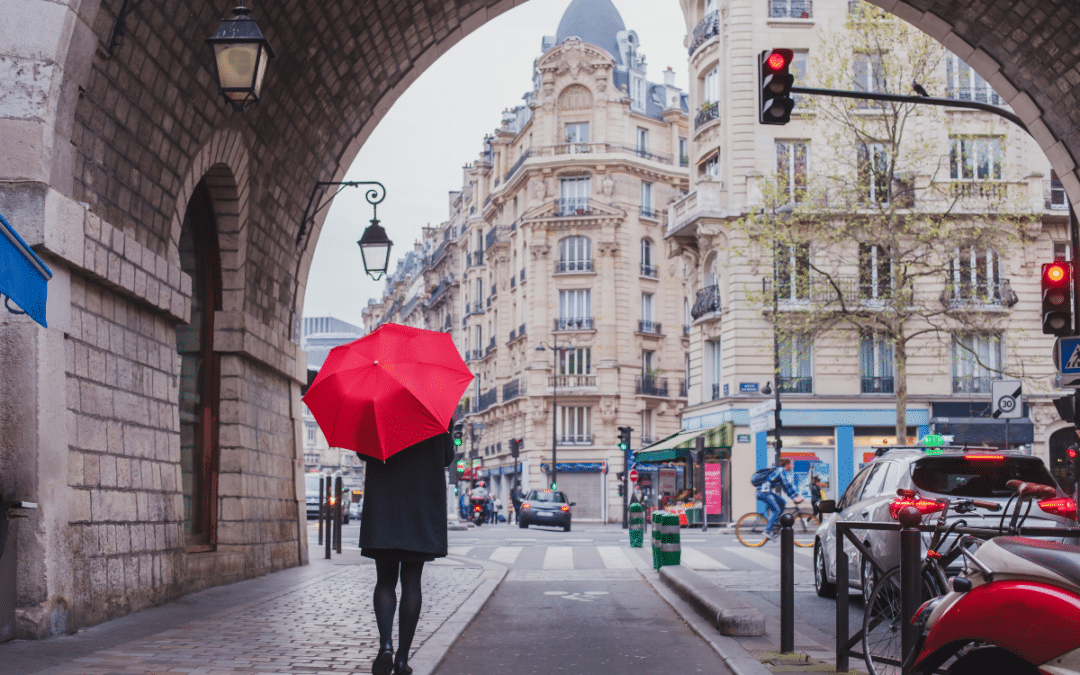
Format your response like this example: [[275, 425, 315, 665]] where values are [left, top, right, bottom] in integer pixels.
[[394, 663, 413, 675], [373, 649, 394, 675]]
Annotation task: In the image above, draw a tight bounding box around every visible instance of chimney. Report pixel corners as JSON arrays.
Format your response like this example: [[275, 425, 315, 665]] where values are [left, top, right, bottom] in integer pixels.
[[664, 67, 675, 86]]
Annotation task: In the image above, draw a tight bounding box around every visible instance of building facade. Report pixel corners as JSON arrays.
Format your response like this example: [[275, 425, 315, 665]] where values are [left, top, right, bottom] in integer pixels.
[[669, 0, 1071, 520], [299, 316, 364, 480]]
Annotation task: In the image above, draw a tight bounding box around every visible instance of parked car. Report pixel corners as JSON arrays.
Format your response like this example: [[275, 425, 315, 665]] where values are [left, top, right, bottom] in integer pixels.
[[813, 446, 1077, 599], [518, 489, 574, 531], [305, 474, 324, 519]]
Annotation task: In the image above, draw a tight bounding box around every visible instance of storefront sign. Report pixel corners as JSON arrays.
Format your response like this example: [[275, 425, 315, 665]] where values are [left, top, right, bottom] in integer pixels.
[[658, 467, 677, 495], [737, 434, 751, 444], [704, 463, 722, 515]]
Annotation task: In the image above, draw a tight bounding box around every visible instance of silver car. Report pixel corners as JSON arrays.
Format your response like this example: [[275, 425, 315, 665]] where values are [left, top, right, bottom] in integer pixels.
[[813, 446, 1076, 599]]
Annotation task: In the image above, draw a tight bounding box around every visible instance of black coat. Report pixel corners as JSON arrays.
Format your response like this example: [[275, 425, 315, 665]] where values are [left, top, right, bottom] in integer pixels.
[[358, 431, 454, 556]]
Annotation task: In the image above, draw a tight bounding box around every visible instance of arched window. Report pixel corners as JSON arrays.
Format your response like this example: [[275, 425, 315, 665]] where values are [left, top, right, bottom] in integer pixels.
[[641, 238, 657, 277], [177, 179, 223, 551], [558, 236, 592, 272], [559, 85, 593, 111]]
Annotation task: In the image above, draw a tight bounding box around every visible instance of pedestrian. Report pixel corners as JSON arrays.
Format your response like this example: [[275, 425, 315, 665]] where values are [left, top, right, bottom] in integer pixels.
[[510, 483, 525, 524], [810, 473, 826, 519], [506, 501, 514, 524], [492, 494, 503, 523], [358, 422, 455, 675]]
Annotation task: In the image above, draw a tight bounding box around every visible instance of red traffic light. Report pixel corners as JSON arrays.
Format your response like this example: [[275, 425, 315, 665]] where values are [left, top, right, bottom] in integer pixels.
[[1044, 261, 1070, 287], [766, 52, 788, 71], [1069, 448, 1078, 459]]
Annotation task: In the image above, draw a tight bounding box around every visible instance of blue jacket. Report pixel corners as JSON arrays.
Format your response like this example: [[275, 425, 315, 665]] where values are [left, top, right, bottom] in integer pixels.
[[757, 466, 800, 499]]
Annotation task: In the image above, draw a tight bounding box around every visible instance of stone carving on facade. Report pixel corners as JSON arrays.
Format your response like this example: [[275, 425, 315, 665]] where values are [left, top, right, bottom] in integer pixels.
[[529, 244, 550, 259], [599, 396, 617, 421], [599, 174, 616, 197], [529, 397, 548, 425], [532, 178, 549, 200], [1030, 404, 1058, 432], [597, 241, 619, 257], [557, 38, 597, 78]]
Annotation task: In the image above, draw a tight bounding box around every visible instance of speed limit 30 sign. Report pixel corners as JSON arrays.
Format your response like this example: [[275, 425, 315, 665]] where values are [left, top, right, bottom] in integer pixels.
[[991, 380, 1022, 419]]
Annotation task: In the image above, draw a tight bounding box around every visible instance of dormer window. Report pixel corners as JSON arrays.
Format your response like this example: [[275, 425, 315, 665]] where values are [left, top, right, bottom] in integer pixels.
[[631, 75, 646, 112]]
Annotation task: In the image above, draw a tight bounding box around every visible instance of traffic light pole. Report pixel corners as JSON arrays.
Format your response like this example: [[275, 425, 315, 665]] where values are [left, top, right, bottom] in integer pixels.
[[1071, 207, 1080, 464]]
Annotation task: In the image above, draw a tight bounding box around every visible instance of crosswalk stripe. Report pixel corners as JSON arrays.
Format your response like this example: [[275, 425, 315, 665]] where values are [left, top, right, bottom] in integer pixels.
[[544, 546, 575, 569], [490, 546, 523, 565], [447, 546, 472, 557], [722, 546, 809, 571], [596, 546, 635, 569], [680, 546, 730, 570]]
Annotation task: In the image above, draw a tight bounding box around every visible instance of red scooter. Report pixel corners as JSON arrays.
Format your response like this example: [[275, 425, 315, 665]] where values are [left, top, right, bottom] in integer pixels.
[[910, 481, 1080, 675], [470, 496, 486, 527]]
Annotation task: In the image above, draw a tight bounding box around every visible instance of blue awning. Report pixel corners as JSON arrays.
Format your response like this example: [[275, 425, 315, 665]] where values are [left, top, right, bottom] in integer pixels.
[[539, 462, 607, 473], [0, 212, 51, 327]]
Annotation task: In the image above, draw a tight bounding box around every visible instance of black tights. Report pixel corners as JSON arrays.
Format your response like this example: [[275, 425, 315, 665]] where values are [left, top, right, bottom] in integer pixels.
[[373, 559, 425, 668]]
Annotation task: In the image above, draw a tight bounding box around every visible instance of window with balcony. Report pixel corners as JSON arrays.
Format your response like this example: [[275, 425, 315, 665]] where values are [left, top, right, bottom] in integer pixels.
[[640, 409, 655, 446], [859, 243, 893, 301], [948, 246, 1004, 305], [704, 65, 720, 105], [949, 137, 1003, 181], [945, 52, 1003, 106], [641, 238, 657, 277], [770, 0, 813, 19], [701, 152, 720, 180], [558, 406, 593, 445], [640, 182, 655, 220], [637, 128, 649, 158], [640, 292, 660, 333], [707, 339, 722, 400], [679, 137, 688, 167], [565, 122, 590, 153], [557, 236, 592, 272], [858, 143, 890, 206], [558, 289, 592, 330], [777, 141, 808, 203], [860, 333, 894, 393], [779, 334, 813, 393], [854, 52, 886, 108], [559, 177, 591, 215], [952, 333, 1002, 393], [559, 347, 591, 376], [776, 242, 810, 302]]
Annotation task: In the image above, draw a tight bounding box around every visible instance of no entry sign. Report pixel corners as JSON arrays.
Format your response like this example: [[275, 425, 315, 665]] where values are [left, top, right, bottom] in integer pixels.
[[628, 469, 639, 483]]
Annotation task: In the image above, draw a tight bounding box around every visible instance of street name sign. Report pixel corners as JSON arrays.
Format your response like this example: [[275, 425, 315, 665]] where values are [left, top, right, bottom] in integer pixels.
[[748, 399, 777, 419], [749, 414, 775, 434]]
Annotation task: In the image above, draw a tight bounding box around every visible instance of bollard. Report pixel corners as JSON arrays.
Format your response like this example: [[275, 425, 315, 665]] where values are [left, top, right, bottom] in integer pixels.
[[652, 511, 663, 569], [628, 503, 644, 548], [325, 484, 332, 560], [779, 512, 795, 654], [835, 521, 849, 673], [661, 514, 681, 567], [318, 476, 325, 546], [899, 506, 922, 674], [335, 477, 344, 554]]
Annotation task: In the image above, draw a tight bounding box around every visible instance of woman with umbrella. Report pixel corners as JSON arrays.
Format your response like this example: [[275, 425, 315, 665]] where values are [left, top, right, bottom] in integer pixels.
[[302, 324, 473, 675]]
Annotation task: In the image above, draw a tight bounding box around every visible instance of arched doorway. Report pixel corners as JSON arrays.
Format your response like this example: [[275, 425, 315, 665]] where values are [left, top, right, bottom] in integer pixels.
[[177, 180, 223, 551]]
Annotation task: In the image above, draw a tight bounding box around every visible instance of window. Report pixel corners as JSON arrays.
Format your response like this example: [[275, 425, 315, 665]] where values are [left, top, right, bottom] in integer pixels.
[[854, 53, 886, 108], [858, 143, 890, 205], [683, 299, 691, 334], [631, 75, 646, 112], [559, 177, 590, 215], [641, 238, 656, 276], [950, 246, 1001, 302], [703, 152, 720, 179], [640, 409, 655, 445], [952, 333, 1002, 393], [776, 141, 808, 203], [1054, 241, 1072, 262], [558, 236, 592, 272], [558, 289, 592, 329], [642, 349, 655, 376], [860, 333, 894, 393], [558, 406, 593, 444], [679, 137, 688, 166], [779, 334, 813, 393], [945, 52, 1002, 105], [476, 278, 483, 302], [640, 293, 657, 332], [791, 51, 809, 107], [950, 137, 1003, 181], [770, 0, 812, 18], [704, 66, 720, 104], [306, 425, 316, 442], [640, 181, 654, 218], [637, 128, 649, 157], [859, 243, 892, 300], [776, 242, 810, 301], [707, 339, 722, 400], [1050, 170, 1069, 210], [565, 122, 590, 152], [559, 347, 591, 375]]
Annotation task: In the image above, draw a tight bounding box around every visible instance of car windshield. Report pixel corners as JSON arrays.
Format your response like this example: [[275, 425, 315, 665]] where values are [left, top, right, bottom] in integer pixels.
[[527, 491, 567, 503], [911, 455, 1057, 497]]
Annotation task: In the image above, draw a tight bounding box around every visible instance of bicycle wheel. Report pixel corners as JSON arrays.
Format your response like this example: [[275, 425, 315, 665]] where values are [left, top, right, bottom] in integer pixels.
[[792, 512, 819, 548], [862, 567, 939, 675], [736, 512, 769, 547]]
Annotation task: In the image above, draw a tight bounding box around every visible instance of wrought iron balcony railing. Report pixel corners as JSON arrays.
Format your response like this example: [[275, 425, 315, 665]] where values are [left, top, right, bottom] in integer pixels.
[[640, 207, 659, 220], [861, 376, 895, 394], [636, 376, 669, 397], [505, 149, 532, 182], [695, 101, 720, 129], [689, 10, 719, 54], [640, 263, 658, 278], [940, 279, 1017, 309], [555, 198, 592, 216], [477, 388, 498, 411], [779, 376, 813, 394], [691, 285, 721, 319], [555, 317, 594, 331], [770, 0, 813, 19], [945, 86, 1004, 107], [638, 320, 662, 334], [556, 259, 594, 273], [502, 378, 522, 402], [953, 375, 1001, 394]]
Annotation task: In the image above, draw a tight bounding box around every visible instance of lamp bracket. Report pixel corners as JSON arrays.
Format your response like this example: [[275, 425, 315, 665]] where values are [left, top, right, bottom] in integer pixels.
[[103, 0, 146, 58], [296, 181, 386, 248]]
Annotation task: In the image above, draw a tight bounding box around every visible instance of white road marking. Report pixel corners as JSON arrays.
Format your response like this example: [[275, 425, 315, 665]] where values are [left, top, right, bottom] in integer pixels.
[[447, 546, 473, 557], [680, 547, 730, 570], [489, 546, 523, 565], [596, 546, 635, 569], [543, 546, 575, 569], [723, 546, 809, 571], [563, 539, 594, 543]]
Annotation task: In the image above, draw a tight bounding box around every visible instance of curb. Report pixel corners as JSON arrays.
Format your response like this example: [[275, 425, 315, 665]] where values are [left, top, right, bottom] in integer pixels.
[[659, 565, 766, 637]]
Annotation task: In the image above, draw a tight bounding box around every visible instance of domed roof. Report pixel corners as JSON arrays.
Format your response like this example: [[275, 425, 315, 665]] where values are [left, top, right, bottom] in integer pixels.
[[555, 0, 626, 64]]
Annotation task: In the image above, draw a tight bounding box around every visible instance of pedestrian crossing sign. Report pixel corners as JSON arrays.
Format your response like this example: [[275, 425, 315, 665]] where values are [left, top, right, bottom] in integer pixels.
[[1058, 337, 1080, 387]]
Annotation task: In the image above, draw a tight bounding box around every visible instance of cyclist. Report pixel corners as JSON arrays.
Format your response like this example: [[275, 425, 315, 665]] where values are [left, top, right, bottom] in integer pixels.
[[756, 458, 804, 539]]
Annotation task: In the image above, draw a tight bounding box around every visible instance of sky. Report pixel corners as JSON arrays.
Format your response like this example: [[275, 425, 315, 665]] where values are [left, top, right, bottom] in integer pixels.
[[302, 0, 690, 329]]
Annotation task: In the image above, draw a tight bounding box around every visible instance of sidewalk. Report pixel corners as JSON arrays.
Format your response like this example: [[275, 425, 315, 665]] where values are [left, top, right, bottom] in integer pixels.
[[2, 536, 505, 675]]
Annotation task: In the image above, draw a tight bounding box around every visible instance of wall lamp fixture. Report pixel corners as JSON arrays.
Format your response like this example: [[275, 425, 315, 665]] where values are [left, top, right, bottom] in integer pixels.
[[298, 182, 394, 281]]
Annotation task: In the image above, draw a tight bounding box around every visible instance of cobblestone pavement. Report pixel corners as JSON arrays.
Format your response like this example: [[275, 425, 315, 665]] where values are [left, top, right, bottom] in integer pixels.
[[4, 541, 502, 675]]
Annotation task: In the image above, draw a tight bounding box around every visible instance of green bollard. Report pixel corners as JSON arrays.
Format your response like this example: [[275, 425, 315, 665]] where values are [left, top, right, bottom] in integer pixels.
[[629, 503, 644, 548], [661, 514, 681, 566], [652, 510, 663, 569]]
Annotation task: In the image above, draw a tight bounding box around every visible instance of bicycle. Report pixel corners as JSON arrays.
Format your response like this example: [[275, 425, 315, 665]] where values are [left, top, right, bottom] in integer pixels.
[[861, 491, 1004, 675], [735, 501, 819, 548]]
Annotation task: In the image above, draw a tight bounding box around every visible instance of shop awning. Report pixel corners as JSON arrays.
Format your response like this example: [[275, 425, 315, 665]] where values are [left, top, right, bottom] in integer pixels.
[[634, 422, 735, 463], [0, 211, 52, 327]]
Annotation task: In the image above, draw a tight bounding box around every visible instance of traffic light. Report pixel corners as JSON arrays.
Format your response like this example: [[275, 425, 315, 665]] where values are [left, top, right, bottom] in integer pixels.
[[1042, 261, 1072, 336], [758, 49, 795, 125], [453, 422, 464, 447], [1068, 447, 1078, 483], [616, 471, 625, 482], [510, 438, 522, 459], [617, 484, 624, 497], [617, 426, 633, 453], [455, 458, 466, 474]]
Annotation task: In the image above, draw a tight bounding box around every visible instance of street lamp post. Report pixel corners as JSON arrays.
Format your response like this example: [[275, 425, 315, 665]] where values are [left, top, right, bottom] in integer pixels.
[[536, 341, 575, 490]]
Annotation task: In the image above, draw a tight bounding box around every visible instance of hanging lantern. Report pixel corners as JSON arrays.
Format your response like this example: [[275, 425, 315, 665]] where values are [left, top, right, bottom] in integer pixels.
[[206, 5, 275, 111]]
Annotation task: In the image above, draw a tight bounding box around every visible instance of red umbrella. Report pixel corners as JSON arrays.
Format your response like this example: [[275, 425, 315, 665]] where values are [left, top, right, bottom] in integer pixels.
[[302, 323, 473, 461]]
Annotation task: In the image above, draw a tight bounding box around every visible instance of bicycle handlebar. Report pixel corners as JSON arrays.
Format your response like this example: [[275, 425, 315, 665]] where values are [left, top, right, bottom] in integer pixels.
[[1005, 480, 1057, 499]]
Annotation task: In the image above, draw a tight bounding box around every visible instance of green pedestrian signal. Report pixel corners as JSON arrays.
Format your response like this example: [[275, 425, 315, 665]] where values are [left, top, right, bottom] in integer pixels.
[[551, 482, 557, 490]]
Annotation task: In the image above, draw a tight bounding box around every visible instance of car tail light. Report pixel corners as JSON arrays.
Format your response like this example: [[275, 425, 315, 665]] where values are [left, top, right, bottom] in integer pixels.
[[522, 502, 531, 509], [964, 454, 1005, 461], [889, 496, 947, 519], [1038, 497, 1077, 520], [560, 505, 570, 511]]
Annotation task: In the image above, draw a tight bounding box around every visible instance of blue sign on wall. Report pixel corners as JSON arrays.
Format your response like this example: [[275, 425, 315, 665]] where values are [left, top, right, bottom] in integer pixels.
[[723, 383, 729, 396], [739, 382, 759, 394]]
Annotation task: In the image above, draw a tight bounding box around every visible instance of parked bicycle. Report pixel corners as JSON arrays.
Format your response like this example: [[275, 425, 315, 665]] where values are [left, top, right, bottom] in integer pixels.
[[736, 502, 819, 548]]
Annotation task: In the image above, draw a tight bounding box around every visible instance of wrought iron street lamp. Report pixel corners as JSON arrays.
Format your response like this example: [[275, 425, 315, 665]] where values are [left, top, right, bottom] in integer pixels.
[[206, 4, 275, 111], [297, 181, 393, 281], [536, 340, 575, 491], [357, 219, 393, 281]]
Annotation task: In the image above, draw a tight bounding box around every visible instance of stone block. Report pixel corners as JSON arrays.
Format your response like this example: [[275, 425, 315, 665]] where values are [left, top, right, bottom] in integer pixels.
[[123, 424, 154, 459], [70, 488, 91, 522], [107, 557, 125, 598], [115, 457, 131, 488], [77, 414, 107, 452], [68, 448, 84, 486], [99, 454, 116, 487], [83, 453, 100, 487]]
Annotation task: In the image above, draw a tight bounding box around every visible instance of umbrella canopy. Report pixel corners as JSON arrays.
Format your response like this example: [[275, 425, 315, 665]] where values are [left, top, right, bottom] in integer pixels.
[[302, 323, 473, 460]]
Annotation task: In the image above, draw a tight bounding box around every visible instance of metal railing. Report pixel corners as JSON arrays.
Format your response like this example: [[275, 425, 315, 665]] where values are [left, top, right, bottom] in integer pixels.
[[640, 263, 659, 277], [557, 434, 593, 446], [778, 376, 813, 393], [695, 101, 719, 129], [940, 279, 1017, 309], [952, 375, 1002, 394], [555, 198, 592, 216], [640, 207, 659, 220], [554, 317, 594, 331], [485, 225, 507, 250], [638, 320, 662, 334], [502, 378, 522, 402], [688, 10, 719, 54], [945, 86, 1004, 106], [424, 277, 453, 307], [861, 376, 894, 394], [477, 388, 498, 411], [468, 250, 485, 267], [678, 379, 688, 398], [769, 0, 812, 18], [549, 374, 597, 388], [505, 149, 532, 182], [636, 376, 669, 396], [691, 285, 721, 319], [711, 383, 721, 400], [556, 259, 594, 273]]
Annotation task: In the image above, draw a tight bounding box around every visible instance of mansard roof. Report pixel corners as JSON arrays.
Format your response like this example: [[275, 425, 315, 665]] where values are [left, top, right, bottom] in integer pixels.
[[555, 0, 626, 65]]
